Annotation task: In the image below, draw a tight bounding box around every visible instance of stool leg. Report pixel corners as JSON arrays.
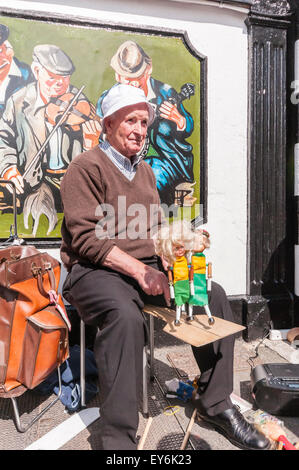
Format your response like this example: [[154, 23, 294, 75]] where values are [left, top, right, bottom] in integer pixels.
[[142, 346, 149, 417], [11, 365, 62, 433], [80, 319, 86, 408], [142, 315, 155, 416]]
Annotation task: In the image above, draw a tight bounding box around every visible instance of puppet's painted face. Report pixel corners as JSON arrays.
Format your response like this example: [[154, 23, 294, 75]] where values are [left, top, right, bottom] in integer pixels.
[[173, 241, 186, 258], [193, 230, 210, 253]]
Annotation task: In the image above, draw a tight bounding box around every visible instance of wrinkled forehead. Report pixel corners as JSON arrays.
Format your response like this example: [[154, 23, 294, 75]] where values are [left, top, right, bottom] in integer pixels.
[[109, 102, 150, 123], [118, 101, 149, 117]]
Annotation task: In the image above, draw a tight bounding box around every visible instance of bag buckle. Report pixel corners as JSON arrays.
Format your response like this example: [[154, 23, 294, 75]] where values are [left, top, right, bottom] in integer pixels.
[[44, 262, 52, 271], [31, 263, 42, 277]]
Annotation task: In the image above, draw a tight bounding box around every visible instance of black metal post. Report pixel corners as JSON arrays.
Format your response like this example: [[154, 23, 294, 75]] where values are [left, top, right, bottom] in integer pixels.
[[242, 1, 294, 340]]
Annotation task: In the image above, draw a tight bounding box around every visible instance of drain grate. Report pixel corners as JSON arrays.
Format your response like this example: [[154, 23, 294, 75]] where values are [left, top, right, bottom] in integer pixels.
[[138, 377, 194, 450]]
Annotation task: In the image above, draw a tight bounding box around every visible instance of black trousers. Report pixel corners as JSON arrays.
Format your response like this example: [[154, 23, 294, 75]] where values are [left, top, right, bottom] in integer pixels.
[[62, 259, 235, 450]]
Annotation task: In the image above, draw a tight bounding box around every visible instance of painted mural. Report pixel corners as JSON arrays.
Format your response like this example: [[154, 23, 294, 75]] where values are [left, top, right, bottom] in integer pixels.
[[0, 13, 204, 242]]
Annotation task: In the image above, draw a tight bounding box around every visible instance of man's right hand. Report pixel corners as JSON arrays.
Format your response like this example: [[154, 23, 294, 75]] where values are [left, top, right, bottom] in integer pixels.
[[102, 246, 171, 306], [135, 264, 171, 306], [2, 165, 24, 194]]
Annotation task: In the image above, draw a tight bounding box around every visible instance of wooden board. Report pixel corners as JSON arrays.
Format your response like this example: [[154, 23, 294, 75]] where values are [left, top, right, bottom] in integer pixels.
[[143, 305, 245, 348]]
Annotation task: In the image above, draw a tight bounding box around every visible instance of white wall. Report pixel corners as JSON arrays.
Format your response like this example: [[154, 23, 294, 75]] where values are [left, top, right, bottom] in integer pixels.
[[2, 0, 249, 295]]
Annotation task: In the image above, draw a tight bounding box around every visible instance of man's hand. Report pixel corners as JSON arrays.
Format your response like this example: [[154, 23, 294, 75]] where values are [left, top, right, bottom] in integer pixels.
[[2, 165, 24, 194], [135, 264, 171, 306], [102, 246, 171, 306]]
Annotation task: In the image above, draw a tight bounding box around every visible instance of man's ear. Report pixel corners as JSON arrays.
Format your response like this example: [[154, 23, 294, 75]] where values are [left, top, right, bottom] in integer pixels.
[[104, 116, 115, 136], [3, 40, 14, 59], [103, 117, 110, 135], [32, 65, 40, 81]]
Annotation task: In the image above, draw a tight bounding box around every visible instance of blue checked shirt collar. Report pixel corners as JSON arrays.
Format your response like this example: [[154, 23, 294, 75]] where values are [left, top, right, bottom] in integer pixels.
[[99, 140, 143, 181]]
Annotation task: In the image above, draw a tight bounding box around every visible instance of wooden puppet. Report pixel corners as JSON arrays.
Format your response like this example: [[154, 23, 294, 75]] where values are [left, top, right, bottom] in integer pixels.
[[188, 229, 215, 325], [154, 221, 194, 324], [154, 221, 215, 326]]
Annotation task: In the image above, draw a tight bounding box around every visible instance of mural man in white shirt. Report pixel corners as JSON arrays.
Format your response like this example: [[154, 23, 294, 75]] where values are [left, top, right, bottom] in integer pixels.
[[0, 43, 101, 236]]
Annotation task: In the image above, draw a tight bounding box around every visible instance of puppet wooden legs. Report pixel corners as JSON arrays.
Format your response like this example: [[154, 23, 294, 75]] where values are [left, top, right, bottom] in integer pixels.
[[204, 305, 215, 325], [188, 304, 194, 321], [175, 303, 195, 324], [175, 305, 182, 325]]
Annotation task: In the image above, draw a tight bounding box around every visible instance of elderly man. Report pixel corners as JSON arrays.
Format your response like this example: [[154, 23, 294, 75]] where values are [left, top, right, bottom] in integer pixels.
[[60, 84, 269, 451], [0, 44, 100, 236], [97, 40, 195, 206]]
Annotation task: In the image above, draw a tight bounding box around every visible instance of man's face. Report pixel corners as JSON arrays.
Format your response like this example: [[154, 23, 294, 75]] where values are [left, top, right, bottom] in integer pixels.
[[37, 66, 70, 101], [0, 41, 13, 81], [105, 102, 149, 158]]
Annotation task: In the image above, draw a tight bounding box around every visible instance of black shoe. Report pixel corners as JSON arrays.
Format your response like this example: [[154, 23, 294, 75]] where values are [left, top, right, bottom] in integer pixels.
[[196, 405, 270, 450]]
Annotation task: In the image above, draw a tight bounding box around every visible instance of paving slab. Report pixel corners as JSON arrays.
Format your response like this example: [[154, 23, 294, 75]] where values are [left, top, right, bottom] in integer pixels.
[[1, 317, 299, 451]]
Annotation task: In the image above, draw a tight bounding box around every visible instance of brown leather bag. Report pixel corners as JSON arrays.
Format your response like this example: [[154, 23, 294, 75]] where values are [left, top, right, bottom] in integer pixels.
[[0, 245, 70, 398]]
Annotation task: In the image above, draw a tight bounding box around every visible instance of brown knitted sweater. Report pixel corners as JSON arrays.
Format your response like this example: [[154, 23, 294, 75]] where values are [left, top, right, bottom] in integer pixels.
[[60, 146, 162, 271]]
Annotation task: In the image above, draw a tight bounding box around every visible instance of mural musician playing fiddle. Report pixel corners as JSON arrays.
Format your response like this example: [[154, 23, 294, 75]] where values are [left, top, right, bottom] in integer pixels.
[[0, 44, 101, 236]]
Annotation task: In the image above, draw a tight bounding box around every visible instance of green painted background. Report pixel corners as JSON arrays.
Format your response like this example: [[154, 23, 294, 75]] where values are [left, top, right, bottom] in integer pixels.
[[0, 15, 201, 239]]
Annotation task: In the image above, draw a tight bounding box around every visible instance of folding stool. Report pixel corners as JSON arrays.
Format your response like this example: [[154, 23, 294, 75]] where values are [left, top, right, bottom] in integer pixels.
[[79, 313, 155, 414]]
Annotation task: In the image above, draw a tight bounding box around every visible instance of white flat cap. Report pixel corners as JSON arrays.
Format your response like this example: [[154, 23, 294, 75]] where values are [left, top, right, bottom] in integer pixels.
[[101, 84, 155, 126]]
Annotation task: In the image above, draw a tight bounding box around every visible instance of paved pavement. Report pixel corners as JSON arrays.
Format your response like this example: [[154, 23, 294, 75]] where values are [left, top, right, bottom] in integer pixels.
[[1, 316, 299, 452]]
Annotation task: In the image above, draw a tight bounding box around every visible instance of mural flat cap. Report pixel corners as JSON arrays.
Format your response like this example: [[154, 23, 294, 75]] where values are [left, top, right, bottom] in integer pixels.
[[110, 41, 152, 78], [33, 44, 75, 75], [0, 24, 9, 45]]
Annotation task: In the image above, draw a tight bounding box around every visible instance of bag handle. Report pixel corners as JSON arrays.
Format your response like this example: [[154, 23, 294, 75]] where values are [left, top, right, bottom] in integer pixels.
[[31, 262, 71, 331], [32, 262, 56, 297]]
